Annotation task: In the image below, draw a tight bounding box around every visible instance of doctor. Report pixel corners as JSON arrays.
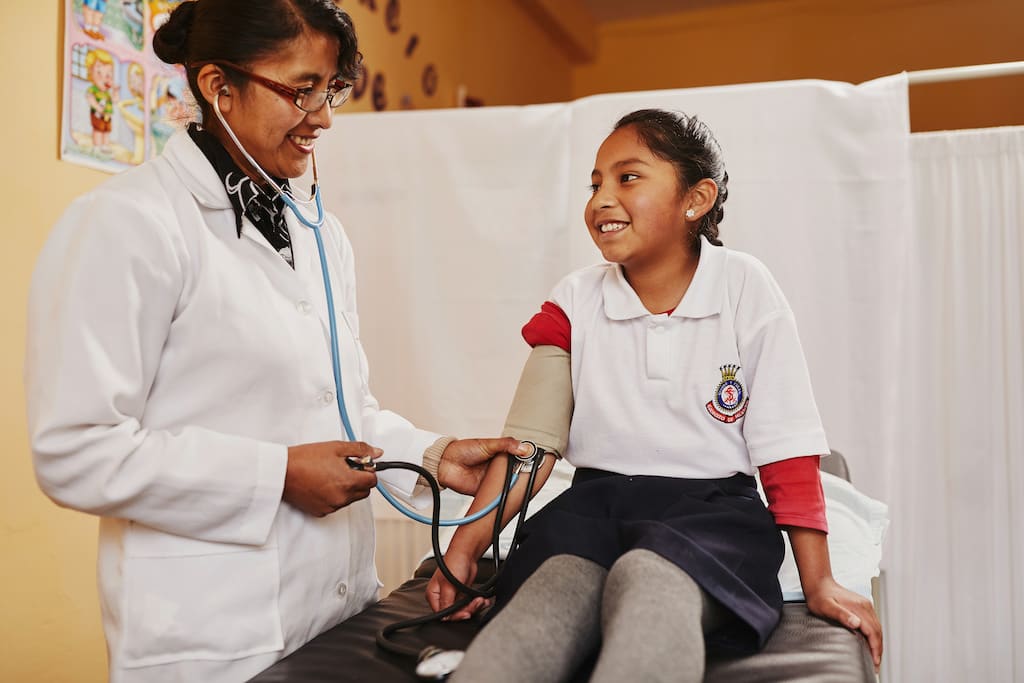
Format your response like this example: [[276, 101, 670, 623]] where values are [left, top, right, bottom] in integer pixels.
[[25, 1, 525, 681]]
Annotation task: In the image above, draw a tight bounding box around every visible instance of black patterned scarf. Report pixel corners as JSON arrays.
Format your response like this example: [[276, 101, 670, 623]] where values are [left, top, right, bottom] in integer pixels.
[[188, 124, 294, 268]]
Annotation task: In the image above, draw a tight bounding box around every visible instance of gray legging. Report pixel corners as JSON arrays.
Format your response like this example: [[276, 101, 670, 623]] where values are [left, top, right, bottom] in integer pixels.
[[451, 549, 728, 683]]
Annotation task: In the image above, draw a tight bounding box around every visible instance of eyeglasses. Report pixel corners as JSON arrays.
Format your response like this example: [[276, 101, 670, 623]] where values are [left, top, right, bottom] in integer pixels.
[[194, 60, 352, 112]]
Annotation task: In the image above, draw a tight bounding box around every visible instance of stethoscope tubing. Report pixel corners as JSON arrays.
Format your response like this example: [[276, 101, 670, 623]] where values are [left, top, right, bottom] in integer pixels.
[[213, 95, 521, 527], [375, 454, 544, 660], [212, 87, 548, 676]]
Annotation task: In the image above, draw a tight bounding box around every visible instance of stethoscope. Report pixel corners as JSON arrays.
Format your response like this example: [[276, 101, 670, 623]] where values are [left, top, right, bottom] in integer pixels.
[[214, 94, 547, 678], [213, 92, 527, 526]]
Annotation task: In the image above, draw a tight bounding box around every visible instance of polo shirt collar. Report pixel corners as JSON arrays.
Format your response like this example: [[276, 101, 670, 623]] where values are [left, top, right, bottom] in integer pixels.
[[601, 235, 726, 320]]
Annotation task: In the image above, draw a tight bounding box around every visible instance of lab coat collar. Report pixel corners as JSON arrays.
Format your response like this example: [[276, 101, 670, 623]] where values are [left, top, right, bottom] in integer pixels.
[[162, 129, 283, 259], [602, 235, 725, 320], [162, 129, 233, 210]]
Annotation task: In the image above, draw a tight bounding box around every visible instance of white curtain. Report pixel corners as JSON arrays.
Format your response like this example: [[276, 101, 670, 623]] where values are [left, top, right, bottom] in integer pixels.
[[884, 126, 1024, 683], [318, 75, 910, 480], [317, 104, 571, 437]]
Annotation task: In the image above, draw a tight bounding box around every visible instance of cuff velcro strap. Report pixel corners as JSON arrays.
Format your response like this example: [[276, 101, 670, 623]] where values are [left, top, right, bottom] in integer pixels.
[[416, 436, 456, 489]]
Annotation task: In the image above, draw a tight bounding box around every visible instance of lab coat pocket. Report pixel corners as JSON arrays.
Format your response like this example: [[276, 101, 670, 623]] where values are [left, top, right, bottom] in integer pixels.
[[120, 526, 283, 668]]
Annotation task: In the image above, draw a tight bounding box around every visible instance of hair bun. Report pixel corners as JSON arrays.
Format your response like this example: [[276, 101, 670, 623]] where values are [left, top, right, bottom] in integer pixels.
[[152, 0, 198, 65]]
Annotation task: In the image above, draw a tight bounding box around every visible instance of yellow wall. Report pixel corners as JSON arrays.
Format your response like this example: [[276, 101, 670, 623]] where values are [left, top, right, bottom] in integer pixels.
[[2, 2, 112, 681], [573, 0, 1024, 132], [1, 1, 572, 681], [339, 0, 574, 111]]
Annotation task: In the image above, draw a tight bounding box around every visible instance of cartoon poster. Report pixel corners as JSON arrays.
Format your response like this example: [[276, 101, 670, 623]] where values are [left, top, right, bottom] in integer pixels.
[[61, 0, 191, 173]]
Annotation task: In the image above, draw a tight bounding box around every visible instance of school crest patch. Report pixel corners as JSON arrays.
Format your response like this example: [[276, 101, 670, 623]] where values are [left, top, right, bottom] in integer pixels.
[[706, 364, 748, 423]]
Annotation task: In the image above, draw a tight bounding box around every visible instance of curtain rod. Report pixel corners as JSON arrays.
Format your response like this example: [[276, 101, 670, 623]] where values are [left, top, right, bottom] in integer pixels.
[[906, 60, 1024, 85]]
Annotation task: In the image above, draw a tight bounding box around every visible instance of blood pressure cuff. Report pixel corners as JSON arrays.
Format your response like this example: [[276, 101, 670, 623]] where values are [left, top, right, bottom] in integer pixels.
[[501, 345, 572, 458]]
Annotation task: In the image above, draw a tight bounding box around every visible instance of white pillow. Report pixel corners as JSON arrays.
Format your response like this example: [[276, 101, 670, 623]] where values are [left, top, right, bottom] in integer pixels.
[[758, 471, 889, 601]]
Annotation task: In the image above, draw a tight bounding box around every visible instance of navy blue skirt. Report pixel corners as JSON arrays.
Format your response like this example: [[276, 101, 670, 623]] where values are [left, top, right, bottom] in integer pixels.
[[493, 468, 785, 654]]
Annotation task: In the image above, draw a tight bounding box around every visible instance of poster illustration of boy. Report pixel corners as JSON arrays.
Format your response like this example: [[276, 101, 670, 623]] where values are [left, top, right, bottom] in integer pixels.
[[61, 0, 186, 171], [85, 48, 119, 153]]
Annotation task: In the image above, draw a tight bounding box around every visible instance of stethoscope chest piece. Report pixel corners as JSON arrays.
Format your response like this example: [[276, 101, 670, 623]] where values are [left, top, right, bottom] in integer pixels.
[[415, 647, 464, 680]]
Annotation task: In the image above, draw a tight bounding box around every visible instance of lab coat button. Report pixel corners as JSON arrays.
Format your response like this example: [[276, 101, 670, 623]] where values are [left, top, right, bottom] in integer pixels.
[[336, 582, 348, 598], [322, 391, 335, 404], [297, 300, 312, 314]]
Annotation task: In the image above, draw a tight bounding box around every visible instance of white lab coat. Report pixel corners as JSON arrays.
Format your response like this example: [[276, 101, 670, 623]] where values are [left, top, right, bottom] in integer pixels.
[[26, 130, 440, 681]]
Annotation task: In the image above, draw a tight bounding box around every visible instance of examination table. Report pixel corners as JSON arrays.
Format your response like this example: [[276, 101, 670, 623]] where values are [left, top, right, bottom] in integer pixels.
[[251, 453, 877, 682]]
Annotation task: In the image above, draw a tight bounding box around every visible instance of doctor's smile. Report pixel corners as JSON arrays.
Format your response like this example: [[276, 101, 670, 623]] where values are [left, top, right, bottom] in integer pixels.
[[288, 134, 319, 152]]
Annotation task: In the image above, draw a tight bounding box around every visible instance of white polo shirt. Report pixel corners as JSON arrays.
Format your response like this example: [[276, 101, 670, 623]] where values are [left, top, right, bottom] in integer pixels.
[[556, 236, 829, 479]]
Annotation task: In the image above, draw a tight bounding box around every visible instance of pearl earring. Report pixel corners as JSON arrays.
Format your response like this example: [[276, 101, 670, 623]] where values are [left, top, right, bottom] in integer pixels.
[[685, 209, 696, 219]]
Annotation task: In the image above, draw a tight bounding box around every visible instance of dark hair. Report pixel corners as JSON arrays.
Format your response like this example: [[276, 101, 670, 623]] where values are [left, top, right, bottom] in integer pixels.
[[613, 109, 729, 247], [153, 0, 360, 120]]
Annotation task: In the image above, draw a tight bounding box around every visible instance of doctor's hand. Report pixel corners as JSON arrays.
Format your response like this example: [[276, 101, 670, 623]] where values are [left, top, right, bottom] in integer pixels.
[[437, 438, 532, 496], [283, 441, 381, 517], [426, 552, 491, 620]]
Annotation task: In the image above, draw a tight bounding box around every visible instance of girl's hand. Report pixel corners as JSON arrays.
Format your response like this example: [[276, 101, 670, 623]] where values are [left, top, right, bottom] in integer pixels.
[[803, 576, 883, 668], [425, 553, 490, 620]]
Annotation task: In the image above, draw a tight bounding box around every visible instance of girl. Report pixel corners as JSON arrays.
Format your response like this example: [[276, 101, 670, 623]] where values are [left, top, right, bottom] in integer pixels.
[[428, 109, 883, 682]]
